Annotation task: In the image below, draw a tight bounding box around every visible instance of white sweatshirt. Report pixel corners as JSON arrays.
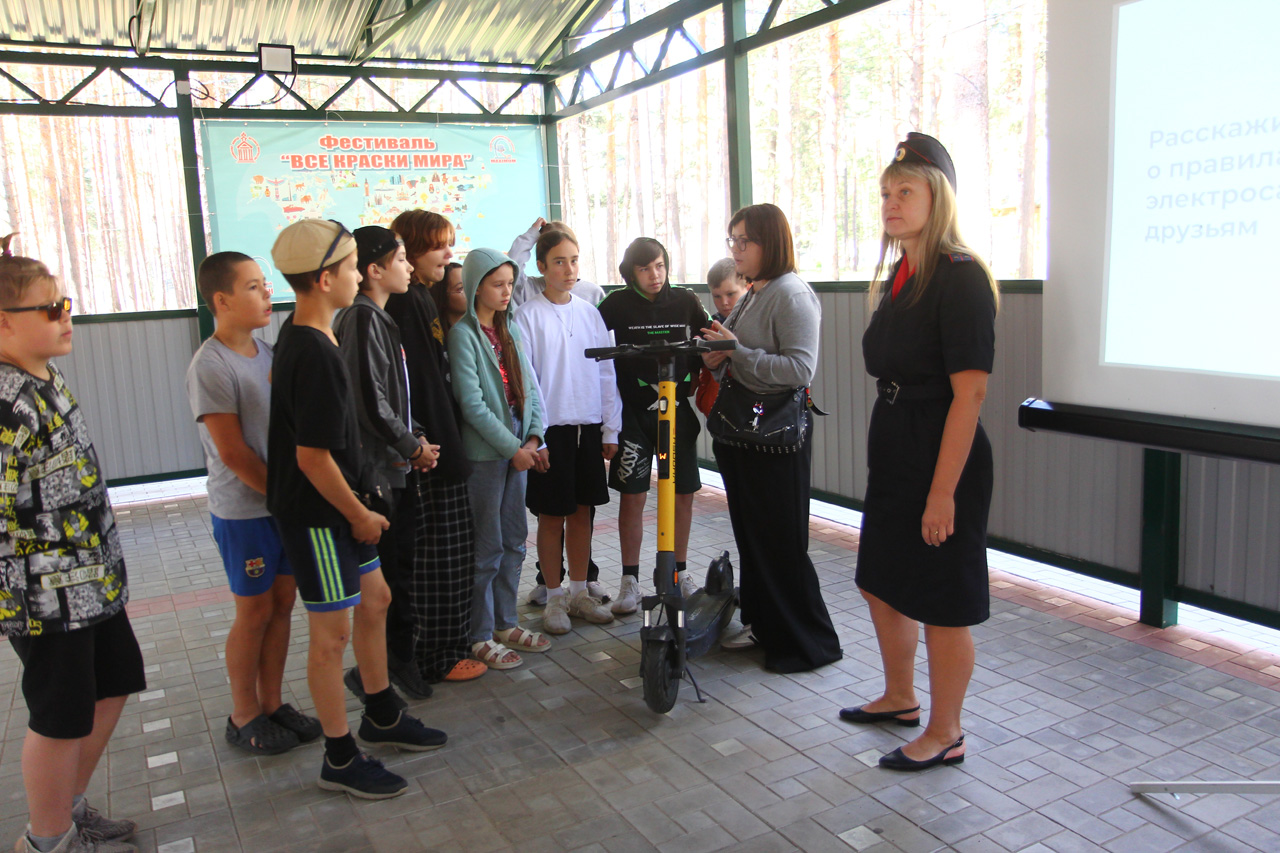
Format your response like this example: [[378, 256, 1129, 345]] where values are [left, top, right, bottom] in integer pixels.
[[515, 293, 623, 443]]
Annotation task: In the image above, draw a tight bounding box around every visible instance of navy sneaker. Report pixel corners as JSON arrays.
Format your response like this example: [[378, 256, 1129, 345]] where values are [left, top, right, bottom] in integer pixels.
[[317, 752, 408, 799], [343, 667, 408, 710], [358, 711, 447, 752]]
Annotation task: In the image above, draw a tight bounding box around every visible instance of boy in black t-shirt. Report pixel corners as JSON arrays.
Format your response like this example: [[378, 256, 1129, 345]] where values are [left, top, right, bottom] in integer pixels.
[[267, 219, 446, 800]]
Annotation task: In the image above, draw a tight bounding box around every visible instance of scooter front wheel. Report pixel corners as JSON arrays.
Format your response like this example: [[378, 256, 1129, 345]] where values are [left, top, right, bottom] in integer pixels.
[[641, 638, 681, 713]]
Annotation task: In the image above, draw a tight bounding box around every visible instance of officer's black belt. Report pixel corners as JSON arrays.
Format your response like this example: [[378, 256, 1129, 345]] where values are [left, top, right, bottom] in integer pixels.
[[875, 379, 953, 405]]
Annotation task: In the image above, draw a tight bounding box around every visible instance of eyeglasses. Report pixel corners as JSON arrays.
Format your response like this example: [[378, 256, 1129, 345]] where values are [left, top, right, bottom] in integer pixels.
[[3, 296, 72, 321], [725, 236, 756, 251], [316, 220, 353, 274]]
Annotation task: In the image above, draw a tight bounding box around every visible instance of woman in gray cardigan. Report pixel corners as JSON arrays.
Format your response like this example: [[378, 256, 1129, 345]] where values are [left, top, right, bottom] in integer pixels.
[[701, 203, 843, 673]]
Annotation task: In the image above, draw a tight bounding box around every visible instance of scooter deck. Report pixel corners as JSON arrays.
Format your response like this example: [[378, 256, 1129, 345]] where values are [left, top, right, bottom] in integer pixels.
[[681, 589, 737, 659]]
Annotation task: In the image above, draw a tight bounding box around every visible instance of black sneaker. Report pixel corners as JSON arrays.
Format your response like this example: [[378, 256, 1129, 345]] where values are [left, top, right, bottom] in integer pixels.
[[388, 656, 434, 700], [269, 703, 323, 743], [343, 667, 408, 710], [358, 711, 447, 752], [317, 752, 408, 799]]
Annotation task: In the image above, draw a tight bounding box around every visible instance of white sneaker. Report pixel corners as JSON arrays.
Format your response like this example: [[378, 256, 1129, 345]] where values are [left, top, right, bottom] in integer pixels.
[[527, 584, 548, 606], [567, 589, 615, 624], [586, 580, 610, 603], [721, 624, 757, 650], [543, 592, 571, 634], [611, 575, 643, 615], [679, 571, 697, 599]]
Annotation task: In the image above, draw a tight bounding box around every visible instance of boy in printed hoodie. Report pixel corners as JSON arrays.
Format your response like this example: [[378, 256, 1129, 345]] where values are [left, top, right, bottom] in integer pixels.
[[447, 248, 547, 670], [596, 238, 710, 614]]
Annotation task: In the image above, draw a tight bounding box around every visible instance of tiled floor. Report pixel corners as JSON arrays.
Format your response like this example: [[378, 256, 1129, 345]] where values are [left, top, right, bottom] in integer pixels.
[[3, 476, 1280, 853]]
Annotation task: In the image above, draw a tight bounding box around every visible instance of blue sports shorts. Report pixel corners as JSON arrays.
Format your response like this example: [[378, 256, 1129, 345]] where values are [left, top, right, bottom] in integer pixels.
[[211, 514, 293, 597]]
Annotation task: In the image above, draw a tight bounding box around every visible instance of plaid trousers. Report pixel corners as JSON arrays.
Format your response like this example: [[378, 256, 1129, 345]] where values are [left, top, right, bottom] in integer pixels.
[[409, 471, 476, 681]]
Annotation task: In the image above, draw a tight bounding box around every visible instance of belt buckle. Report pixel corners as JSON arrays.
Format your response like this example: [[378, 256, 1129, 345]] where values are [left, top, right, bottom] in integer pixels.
[[885, 381, 900, 404]]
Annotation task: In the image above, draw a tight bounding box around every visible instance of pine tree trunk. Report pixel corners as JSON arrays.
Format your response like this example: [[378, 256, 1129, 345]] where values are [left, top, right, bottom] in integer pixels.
[[606, 103, 619, 287], [948, 0, 992, 260], [777, 37, 794, 215], [909, 0, 925, 130], [1018, 0, 1040, 278], [630, 98, 646, 237], [820, 28, 841, 278]]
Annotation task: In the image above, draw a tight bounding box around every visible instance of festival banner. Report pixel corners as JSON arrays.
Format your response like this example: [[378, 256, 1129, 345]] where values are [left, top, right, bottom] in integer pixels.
[[200, 120, 547, 300]]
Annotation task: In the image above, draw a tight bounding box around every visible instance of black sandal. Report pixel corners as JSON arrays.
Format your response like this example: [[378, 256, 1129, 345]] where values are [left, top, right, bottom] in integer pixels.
[[225, 714, 300, 755]]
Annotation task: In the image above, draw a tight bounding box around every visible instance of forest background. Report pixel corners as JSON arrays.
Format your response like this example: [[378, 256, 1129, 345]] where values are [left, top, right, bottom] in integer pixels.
[[0, 0, 1046, 313]]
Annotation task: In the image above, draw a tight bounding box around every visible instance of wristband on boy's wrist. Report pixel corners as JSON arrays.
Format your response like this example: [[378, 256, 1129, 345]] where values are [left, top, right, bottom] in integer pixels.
[[409, 445, 424, 461]]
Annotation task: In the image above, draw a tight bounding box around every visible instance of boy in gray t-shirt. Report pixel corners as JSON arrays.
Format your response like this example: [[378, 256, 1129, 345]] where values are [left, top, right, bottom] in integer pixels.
[[185, 251, 321, 755]]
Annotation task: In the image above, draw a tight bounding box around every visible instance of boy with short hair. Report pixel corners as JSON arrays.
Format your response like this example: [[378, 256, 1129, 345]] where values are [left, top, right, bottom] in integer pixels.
[[696, 258, 748, 416], [334, 227, 439, 700], [268, 219, 446, 800], [707, 257, 748, 323], [1, 234, 143, 853], [186, 251, 322, 756]]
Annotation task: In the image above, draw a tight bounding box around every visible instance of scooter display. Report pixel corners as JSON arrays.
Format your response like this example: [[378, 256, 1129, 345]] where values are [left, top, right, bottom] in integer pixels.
[[585, 336, 738, 713]]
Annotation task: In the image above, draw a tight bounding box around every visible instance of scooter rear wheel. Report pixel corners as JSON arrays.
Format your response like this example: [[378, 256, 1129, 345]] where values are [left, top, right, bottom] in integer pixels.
[[641, 639, 681, 713]]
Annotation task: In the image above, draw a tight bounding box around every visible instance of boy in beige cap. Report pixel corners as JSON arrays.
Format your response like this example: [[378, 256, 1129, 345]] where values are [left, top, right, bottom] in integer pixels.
[[267, 219, 446, 800]]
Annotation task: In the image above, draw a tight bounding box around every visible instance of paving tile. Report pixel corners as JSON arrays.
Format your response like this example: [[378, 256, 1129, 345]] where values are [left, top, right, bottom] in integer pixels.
[[3, 477, 1279, 853]]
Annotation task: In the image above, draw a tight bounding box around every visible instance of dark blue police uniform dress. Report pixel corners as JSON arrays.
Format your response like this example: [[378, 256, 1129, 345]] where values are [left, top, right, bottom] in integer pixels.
[[855, 254, 996, 627]]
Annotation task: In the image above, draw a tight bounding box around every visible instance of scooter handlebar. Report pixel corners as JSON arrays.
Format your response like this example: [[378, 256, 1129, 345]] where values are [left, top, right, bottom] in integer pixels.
[[584, 339, 737, 361]]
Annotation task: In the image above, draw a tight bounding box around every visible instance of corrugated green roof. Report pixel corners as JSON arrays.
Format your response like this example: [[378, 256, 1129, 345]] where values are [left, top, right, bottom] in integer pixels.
[[0, 0, 608, 67]]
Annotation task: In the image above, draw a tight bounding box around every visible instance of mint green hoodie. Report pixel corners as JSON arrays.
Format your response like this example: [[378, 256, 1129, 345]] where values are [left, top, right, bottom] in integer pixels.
[[446, 247, 545, 462]]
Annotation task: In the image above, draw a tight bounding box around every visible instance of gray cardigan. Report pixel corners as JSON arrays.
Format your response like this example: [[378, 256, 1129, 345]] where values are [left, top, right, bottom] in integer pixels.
[[718, 271, 821, 393]]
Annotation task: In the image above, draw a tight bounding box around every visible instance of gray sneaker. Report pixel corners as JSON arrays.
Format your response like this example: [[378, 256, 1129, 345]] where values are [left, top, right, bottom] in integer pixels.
[[611, 575, 642, 615], [74, 799, 136, 845], [543, 592, 571, 634], [679, 572, 698, 599], [17, 826, 135, 853], [527, 584, 548, 606], [568, 589, 614, 624]]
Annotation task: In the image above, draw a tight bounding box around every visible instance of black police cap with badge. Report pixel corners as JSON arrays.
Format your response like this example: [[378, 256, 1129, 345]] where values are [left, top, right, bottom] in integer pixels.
[[893, 132, 957, 193]]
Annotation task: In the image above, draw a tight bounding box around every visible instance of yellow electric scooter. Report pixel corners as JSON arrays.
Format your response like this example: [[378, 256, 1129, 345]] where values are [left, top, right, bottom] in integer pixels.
[[586, 336, 737, 712]]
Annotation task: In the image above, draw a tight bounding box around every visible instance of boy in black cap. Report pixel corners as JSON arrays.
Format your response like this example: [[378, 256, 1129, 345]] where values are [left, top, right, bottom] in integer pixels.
[[334, 226, 439, 701], [268, 219, 446, 800]]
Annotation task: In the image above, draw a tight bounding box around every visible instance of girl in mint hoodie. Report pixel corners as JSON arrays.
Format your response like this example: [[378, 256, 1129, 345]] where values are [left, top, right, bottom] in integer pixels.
[[448, 248, 547, 669]]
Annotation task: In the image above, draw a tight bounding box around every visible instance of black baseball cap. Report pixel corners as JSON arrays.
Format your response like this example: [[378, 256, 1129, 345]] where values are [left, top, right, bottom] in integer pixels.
[[354, 225, 402, 274]]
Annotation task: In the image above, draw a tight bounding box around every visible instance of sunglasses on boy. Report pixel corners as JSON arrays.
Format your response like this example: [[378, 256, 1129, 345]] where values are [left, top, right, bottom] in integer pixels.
[[3, 296, 72, 321], [316, 220, 354, 274]]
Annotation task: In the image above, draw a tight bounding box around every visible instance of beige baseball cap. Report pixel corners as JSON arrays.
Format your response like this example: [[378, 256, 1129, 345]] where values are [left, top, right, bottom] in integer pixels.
[[271, 219, 357, 275]]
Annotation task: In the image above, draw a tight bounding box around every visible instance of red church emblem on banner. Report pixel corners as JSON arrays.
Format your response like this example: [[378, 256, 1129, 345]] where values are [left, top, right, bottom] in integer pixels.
[[231, 132, 261, 164]]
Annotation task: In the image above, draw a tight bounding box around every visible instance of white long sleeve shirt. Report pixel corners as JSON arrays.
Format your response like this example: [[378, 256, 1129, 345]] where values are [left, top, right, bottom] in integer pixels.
[[515, 293, 623, 443]]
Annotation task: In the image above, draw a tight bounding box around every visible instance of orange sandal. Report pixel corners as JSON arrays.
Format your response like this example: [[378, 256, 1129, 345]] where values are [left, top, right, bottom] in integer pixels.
[[443, 659, 487, 681]]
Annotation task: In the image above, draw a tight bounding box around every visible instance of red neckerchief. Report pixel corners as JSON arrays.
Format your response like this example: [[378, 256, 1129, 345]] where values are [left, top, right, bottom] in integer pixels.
[[890, 258, 915, 302]]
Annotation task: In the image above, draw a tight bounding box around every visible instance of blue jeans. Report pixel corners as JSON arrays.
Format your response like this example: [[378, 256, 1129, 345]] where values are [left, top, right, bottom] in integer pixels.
[[467, 417, 528, 644]]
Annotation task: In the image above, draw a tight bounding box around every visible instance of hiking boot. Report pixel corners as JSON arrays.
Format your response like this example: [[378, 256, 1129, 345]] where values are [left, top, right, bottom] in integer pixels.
[[567, 589, 614, 624], [611, 575, 643, 615], [317, 752, 408, 799], [543, 592, 571, 635], [358, 711, 447, 751]]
